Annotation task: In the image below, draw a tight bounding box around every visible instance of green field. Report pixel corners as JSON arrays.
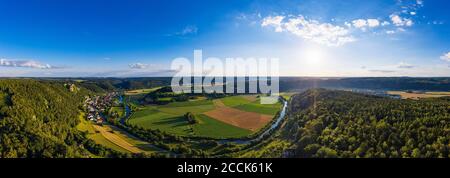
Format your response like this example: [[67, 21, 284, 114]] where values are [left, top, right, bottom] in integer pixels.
[[127, 95, 281, 138], [235, 101, 281, 115], [220, 95, 252, 107], [109, 106, 125, 118], [192, 114, 252, 138], [220, 95, 281, 115], [128, 105, 251, 138]]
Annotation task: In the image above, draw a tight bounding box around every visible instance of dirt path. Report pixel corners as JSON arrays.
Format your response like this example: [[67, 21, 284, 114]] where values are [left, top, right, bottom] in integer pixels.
[[92, 124, 144, 154]]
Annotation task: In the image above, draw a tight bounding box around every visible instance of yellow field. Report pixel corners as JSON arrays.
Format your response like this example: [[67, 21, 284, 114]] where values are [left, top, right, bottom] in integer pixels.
[[204, 100, 273, 131], [280, 92, 296, 100], [388, 91, 450, 100], [92, 124, 144, 153], [77, 113, 159, 154], [125, 87, 161, 95], [77, 114, 129, 153]]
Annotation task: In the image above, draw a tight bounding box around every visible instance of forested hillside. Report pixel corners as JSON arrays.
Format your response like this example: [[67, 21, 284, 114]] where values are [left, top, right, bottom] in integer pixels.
[[0, 80, 91, 157], [281, 89, 450, 158], [0, 79, 144, 158]]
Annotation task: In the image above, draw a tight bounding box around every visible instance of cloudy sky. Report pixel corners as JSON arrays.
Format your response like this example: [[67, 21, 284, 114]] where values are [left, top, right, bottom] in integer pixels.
[[0, 0, 449, 77]]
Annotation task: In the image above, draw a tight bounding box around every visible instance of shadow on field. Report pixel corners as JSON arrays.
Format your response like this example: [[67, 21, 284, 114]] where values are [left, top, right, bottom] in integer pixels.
[[152, 116, 188, 128]]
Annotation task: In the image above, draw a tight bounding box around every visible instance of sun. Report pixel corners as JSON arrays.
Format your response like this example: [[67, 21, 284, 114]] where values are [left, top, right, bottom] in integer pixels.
[[303, 47, 324, 66]]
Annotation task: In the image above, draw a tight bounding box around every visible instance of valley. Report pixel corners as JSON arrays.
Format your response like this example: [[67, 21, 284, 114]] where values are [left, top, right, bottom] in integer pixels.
[[1, 77, 449, 158]]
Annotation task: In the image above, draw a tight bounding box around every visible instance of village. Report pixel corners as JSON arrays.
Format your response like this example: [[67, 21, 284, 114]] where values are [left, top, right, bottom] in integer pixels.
[[83, 92, 120, 124]]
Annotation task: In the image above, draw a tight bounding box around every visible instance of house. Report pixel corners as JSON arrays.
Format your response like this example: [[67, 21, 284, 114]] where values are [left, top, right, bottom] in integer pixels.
[[87, 114, 94, 120], [96, 116, 104, 124]]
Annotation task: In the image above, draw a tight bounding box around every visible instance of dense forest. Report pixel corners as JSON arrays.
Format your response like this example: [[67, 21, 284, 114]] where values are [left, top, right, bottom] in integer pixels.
[[45, 78, 172, 93], [0, 79, 90, 157], [279, 77, 450, 91], [0, 79, 148, 158], [280, 89, 450, 158]]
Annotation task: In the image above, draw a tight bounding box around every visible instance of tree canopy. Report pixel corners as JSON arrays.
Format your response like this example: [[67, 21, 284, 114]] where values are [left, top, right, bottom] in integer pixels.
[[282, 89, 450, 158]]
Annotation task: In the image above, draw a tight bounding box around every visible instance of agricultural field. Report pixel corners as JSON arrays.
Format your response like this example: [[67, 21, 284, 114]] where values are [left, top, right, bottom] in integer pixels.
[[77, 113, 159, 153], [387, 91, 450, 100], [280, 92, 296, 100], [127, 95, 282, 138], [77, 114, 129, 153], [220, 95, 282, 115], [204, 100, 273, 131], [125, 87, 161, 95]]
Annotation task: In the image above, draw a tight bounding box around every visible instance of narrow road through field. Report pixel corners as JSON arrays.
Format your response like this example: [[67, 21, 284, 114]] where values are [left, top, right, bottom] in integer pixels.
[[92, 124, 144, 154]]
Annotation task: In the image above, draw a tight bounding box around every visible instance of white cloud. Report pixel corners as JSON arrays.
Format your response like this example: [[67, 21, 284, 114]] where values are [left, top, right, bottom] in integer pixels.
[[397, 62, 415, 69], [390, 14, 413, 26], [431, 21, 444, 25], [0, 58, 57, 69], [352, 19, 367, 28], [386, 30, 396, 34], [381, 21, 390, 26], [129, 63, 149, 69], [262, 15, 355, 46], [440, 52, 450, 62], [179, 25, 198, 35], [397, 27, 406, 32], [368, 69, 396, 73], [347, 19, 380, 30], [367, 19, 380, 27], [167, 25, 198, 37], [261, 3, 420, 46], [344, 22, 352, 28], [261, 15, 284, 32], [416, 0, 423, 6]]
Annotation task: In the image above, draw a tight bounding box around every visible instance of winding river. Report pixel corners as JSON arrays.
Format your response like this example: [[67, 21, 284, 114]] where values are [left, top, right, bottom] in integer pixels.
[[119, 95, 288, 145], [218, 98, 288, 144], [118, 95, 131, 125]]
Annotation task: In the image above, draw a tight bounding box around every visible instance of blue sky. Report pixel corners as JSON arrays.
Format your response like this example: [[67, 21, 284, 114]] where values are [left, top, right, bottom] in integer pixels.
[[0, 0, 449, 77]]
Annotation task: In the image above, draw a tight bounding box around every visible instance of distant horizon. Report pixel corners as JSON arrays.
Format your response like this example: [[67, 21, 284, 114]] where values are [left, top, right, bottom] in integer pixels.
[[2, 76, 450, 79]]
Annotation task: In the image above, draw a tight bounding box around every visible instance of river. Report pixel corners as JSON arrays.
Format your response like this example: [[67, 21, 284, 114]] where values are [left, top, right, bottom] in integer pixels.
[[218, 98, 288, 144], [119, 94, 288, 145]]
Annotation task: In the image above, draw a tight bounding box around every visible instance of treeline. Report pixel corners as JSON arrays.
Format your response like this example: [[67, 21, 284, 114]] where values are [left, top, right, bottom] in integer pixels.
[[282, 89, 450, 158], [279, 77, 450, 91], [141, 86, 227, 105], [25, 77, 450, 93], [42, 78, 172, 92]]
